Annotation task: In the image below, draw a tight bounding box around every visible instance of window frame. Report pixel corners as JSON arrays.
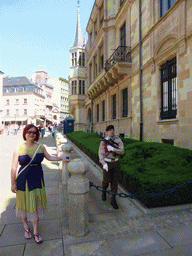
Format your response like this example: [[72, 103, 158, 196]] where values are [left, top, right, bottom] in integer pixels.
[[79, 80, 85, 94], [160, 56, 177, 120], [96, 103, 99, 122], [102, 100, 105, 121], [120, 22, 126, 47], [122, 88, 128, 118], [112, 94, 117, 120], [71, 80, 77, 95]]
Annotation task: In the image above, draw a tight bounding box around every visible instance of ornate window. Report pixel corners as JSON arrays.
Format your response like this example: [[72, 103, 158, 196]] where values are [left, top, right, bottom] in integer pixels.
[[160, 57, 177, 119]]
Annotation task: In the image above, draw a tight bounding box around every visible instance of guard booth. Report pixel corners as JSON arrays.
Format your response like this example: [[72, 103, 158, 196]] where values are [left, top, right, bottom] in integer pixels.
[[63, 115, 75, 134]]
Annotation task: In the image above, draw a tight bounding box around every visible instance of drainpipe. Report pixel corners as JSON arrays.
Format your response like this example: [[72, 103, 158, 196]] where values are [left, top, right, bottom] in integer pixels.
[[139, 0, 143, 141], [91, 99, 93, 132]]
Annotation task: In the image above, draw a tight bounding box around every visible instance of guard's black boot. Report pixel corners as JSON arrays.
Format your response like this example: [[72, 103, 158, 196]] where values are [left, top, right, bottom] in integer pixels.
[[102, 187, 107, 201], [111, 195, 119, 209]]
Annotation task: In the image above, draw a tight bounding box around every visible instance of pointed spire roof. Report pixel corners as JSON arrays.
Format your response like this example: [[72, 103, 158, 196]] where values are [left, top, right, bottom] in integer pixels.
[[73, 1, 84, 48]]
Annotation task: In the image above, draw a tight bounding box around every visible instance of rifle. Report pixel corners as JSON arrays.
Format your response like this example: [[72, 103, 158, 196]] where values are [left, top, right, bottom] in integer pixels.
[[102, 138, 119, 149]]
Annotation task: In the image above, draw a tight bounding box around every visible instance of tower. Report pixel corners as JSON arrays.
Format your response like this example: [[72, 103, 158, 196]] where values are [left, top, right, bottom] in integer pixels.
[[69, 0, 87, 130]]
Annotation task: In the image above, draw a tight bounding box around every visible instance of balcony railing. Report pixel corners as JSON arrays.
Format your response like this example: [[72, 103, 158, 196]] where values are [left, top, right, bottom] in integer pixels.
[[105, 46, 131, 72]]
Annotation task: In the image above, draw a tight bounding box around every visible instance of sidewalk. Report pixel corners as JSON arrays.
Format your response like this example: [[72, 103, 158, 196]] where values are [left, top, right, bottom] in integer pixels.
[[1, 132, 192, 255]]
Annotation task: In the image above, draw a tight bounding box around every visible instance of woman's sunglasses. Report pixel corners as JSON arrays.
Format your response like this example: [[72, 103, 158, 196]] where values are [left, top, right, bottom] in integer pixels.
[[26, 131, 36, 135]]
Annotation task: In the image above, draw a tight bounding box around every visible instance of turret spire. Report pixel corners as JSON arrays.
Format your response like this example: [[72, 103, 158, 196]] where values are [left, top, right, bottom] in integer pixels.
[[73, 0, 84, 48]]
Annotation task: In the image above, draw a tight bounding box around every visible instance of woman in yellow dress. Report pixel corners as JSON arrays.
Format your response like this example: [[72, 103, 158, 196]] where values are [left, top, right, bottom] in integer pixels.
[[11, 124, 69, 244]]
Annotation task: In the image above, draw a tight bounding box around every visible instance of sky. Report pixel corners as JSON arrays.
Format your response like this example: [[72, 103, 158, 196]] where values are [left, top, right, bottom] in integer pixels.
[[0, 0, 95, 80]]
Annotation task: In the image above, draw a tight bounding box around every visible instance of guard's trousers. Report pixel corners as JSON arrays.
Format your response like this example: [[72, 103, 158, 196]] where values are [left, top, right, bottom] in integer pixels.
[[102, 161, 119, 194]]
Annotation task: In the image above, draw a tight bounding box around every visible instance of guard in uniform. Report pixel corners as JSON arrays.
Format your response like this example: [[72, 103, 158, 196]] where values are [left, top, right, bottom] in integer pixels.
[[98, 125, 124, 209]]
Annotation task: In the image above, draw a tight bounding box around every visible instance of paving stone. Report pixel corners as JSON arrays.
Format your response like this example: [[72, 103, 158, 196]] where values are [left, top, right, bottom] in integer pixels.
[[64, 239, 114, 256], [157, 224, 192, 247], [0, 208, 22, 225], [46, 186, 59, 195], [39, 219, 62, 240], [63, 226, 99, 245], [46, 194, 59, 206], [24, 239, 63, 256], [106, 231, 171, 256], [43, 205, 61, 220], [0, 223, 34, 246], [89, 212, 118, 222], [0, 224, 5, 236], [0, 244, 25, 256], [44, 171, 59, 182], [88, 200, 114, 215]]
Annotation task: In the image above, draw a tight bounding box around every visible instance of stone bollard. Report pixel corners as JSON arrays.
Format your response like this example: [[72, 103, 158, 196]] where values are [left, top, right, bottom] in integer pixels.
[[67, 158, 89, 237], [57, 137, 68, 155], [61, 143, 73, 185]]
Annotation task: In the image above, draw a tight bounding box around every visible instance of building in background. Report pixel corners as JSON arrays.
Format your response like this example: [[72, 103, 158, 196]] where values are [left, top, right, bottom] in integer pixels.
[[31, 67, 54, 124], [1, 76, 45, 126], [68, 3, 87, 130], [52, 77, 69, 122]]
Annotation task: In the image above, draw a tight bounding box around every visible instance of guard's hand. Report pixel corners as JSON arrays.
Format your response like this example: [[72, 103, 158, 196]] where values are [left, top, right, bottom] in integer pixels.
[[103, 163, 108, 172], [107, 145, 115, 152]]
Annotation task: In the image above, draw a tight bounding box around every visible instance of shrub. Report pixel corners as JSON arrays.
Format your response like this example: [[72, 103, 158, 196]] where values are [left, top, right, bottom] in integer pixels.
[[66, 131, 192, 208]]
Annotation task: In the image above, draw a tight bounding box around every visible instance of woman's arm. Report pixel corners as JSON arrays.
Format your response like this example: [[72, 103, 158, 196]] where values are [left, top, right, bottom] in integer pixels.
[[11, 150, 19, 193], [42, 145, 69, 163]]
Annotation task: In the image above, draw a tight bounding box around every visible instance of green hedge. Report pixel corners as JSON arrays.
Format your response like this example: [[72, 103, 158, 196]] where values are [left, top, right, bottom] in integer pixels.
[[66, 131, 102, 167], [66, 131, 192, 208]]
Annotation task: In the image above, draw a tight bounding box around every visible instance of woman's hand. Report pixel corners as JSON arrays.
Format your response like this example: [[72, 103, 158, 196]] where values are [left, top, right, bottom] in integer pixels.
[[11, 182, 17, 193]]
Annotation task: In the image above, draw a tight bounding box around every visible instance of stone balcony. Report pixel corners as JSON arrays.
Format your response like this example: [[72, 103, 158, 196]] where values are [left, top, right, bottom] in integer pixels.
[[87, 46, 132, 100]]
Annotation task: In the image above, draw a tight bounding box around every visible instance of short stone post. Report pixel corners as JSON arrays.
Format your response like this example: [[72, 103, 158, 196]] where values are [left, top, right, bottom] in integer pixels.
[[61, 143, 73, 185], [67, 158, 89, 237], [57, 136, 67, 155]]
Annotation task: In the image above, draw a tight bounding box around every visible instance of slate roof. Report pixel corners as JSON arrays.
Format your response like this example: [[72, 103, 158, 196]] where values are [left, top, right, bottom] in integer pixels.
[[3, 76, 33, 87]]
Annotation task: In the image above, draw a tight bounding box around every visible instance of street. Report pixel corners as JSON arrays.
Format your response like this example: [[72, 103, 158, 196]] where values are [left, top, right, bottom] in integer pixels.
[[0, 131, 24, 215]]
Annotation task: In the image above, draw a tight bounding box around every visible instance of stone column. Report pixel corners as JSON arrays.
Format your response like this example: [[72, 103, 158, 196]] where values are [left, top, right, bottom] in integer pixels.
[[61, 143, 73, 185], [67, 158, 89, 237]]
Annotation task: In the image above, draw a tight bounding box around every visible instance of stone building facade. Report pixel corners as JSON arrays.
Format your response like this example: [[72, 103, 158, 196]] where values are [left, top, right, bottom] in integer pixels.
[[0, 76, 45, 125], [83, 0, 192, 149], [31, 68, 54, 123]]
